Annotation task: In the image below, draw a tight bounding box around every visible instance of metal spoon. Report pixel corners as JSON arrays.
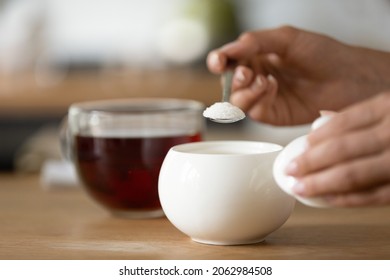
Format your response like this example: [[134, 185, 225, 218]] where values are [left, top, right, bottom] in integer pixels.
[[203, 69, 246, 123]]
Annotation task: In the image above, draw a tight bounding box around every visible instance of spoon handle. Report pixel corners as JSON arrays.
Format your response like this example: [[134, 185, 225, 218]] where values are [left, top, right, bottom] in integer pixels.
[[222, 69, 234, 103]]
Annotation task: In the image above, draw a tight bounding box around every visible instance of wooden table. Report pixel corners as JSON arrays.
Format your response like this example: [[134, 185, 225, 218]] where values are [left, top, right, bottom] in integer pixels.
[[1, 174, 389, 260]]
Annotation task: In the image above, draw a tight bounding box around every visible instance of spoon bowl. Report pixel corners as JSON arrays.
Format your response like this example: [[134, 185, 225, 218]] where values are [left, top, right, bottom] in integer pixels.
[[203, 70, 246, 123], [209, 117, 245, 124], [204, 102, 245, 123]]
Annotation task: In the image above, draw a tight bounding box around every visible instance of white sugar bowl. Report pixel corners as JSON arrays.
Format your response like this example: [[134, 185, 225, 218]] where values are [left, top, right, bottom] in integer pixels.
[[158, 141, 295, 245]]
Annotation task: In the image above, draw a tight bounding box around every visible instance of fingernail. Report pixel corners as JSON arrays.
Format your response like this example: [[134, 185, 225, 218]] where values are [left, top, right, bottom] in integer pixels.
[[235, 69, 246, 83], [251, 75, 263, 91], [209, 52, 221, 68], [267, 74, 276, 83], [285, 160, 299, 176], [319, 110, 336, 116], [292, 181, 306, 195]]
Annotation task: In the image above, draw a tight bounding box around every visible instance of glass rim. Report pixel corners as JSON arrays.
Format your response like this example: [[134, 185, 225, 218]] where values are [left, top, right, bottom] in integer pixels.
[[69, 98, 205, 115]]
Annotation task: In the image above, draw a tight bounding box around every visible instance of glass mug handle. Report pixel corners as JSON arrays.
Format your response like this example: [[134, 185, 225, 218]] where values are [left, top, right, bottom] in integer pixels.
[[59, 116, 74, 162]]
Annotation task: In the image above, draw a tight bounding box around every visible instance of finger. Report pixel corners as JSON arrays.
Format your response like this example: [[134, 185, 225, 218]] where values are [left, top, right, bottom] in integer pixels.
[[324, 184, 390, 207], [265, 53, 283, 68], [308, 92, 390, 146], [292, 149, 390, 197], [232, 66, 254, 91], [207, 51, 227, 74], [287, 120, 388, 176], [230, 74, 268, 112], [247, 75, 279, 122]]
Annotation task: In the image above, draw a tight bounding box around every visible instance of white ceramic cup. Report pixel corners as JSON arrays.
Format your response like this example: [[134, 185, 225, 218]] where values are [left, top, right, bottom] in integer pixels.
[[158, 141, 295, 245]]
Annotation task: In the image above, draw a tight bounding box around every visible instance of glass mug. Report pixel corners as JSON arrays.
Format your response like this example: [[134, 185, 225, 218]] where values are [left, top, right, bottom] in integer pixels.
[[61, 98, 205, 218]]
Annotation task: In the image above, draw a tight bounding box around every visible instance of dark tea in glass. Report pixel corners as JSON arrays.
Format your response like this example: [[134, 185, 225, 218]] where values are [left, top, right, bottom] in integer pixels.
[[75, 133, 201, 216], [62, 98, 204, 218]]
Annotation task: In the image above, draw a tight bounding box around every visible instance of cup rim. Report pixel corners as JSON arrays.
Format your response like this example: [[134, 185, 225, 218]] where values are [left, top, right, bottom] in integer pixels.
[[170, 140, 283, 156], [69, 98, 205, 115]]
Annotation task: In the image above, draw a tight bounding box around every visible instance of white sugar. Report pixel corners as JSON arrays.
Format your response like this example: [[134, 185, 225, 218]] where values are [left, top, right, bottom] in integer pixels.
[[203, 102, 245, 121]]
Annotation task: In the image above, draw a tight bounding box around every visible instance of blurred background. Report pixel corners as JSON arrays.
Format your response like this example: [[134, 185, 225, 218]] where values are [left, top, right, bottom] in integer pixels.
[[1, 0, 390, 174]]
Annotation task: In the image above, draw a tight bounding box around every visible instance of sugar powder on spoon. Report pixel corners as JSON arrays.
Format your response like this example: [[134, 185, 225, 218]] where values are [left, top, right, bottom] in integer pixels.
[[203, 102, 245, 123]]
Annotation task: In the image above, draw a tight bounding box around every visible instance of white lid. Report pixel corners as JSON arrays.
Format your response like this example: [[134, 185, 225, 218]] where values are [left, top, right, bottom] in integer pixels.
[[273, 115, 333, 208]]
